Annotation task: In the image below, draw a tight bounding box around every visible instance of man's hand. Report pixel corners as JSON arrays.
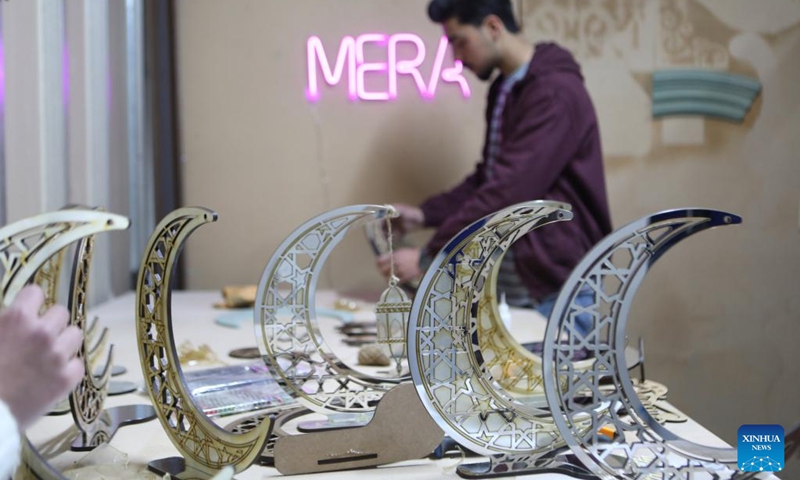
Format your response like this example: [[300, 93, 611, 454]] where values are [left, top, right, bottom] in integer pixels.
[[391, 204, 425, 237], [0, 285, 84, 429], [377, 248, 422, 284]]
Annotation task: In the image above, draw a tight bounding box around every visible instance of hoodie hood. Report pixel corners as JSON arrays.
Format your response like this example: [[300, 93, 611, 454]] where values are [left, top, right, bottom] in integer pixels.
[[527, 42, 583, 80]]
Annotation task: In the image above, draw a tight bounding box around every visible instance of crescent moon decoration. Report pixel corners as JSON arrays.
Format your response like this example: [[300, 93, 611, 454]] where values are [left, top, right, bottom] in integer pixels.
[[0, 210, 128, 301], [37, 208, 106, 374], [136, 207, 273, 479], [542, 209, 742, 479], [407, 201, 598, 471], [32, 205, 107, 312], [0, 210, 129, 480], [255, 205, 403, 414], [69, 234, 156, 451], [369, 205, 596, 398], [69, 236, 113, 442]]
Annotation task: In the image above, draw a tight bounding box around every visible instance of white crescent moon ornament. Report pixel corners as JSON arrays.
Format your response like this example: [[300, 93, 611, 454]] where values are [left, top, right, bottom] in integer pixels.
[[0, 209, 130, 480], [0, 210, 128, 300], [407, 201, 599, 476], [542, 209, 743, 479], [136, 207, 273, 478], [255, 204, 403, 414]]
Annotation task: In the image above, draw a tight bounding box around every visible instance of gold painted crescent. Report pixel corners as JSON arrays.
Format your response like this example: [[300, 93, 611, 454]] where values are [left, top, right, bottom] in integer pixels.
[[67, 234, 115, 444], [476, 253, 594, 395], [136, 207, 272, 477]]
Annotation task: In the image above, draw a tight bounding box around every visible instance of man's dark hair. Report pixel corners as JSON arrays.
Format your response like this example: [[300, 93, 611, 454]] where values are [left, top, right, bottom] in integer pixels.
[[428, 0, 520, 34]]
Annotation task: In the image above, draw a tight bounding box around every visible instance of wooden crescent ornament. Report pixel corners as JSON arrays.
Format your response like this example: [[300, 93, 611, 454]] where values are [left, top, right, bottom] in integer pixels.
[[0, 209, 129, 480], [136, 207, 273, 478]]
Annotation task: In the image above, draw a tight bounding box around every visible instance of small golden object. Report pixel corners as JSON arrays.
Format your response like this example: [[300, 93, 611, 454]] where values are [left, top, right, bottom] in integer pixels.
[[177, 340, 224, 367], [598, 425, 616, 439], [215, 285, 257, 309], [333, 298, 360, 312]]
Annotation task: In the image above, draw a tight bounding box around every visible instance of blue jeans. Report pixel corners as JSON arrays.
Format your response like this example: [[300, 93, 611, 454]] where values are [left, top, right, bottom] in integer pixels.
[[533, 288, 595, 338]]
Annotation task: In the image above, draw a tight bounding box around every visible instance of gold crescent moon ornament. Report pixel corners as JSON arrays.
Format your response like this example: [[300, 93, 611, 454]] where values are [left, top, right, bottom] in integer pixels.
[[542, 209, 743, 479], [0, 209, 130, 480], [68, 233, 156, 451], [68, 231, 113, 448], [474, 265, 595, 396], [255, 205, 404, 414], [136, 207, 273, 479]]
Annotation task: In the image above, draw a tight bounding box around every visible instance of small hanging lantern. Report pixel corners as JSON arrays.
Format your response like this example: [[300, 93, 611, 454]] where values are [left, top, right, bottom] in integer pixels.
[[374, 210, 411, 376], [375, 280, 412, 376]]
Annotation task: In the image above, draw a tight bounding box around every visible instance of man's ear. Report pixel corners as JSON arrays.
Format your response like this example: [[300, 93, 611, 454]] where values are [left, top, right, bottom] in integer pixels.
[[483, 14, 505, 41]]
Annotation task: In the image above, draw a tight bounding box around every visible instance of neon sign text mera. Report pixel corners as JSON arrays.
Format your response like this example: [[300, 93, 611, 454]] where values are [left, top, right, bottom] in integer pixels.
[[306, 34, 471, 102]]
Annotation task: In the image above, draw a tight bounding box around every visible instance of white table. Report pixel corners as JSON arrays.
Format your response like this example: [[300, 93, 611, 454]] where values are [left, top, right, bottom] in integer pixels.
[[25, 291, 748, 479]]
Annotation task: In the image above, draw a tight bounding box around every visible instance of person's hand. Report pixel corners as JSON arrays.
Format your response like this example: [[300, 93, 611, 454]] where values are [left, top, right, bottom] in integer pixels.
[[0, 285, 84, 429], [377, 248, 422, 284], [391, 204, 425, 237]]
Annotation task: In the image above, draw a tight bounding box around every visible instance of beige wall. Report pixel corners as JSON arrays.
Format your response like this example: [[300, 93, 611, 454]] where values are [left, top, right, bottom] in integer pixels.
[[176, 0, 800, 466], [175, 0, 487, 292], [519, 0, 800, 467], [3, 0, 133, 304]]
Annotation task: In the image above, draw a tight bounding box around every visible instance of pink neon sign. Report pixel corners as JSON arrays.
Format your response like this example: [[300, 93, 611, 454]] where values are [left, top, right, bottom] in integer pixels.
[[306, 34, 471, 102]]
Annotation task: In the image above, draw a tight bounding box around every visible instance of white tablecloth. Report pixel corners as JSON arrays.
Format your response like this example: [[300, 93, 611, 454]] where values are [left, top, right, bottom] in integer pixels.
[[24, 291, 746, 479]]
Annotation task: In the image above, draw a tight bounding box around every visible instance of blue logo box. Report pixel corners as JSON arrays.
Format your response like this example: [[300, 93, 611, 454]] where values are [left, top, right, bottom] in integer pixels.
[[738, 424, 784, 472]]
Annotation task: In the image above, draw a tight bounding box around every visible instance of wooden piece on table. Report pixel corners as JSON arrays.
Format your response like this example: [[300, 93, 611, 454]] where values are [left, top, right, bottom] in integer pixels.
[[274, 383, 443, 475], [215, 285, 257, 309]]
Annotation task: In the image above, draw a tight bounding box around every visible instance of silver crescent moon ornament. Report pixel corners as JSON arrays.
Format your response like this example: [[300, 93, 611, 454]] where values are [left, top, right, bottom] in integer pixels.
[[255, 205, 404, 414], [408, 201, 580, 459], [542, 209, 743, 479], [0, 209, 130, 480], [136, 207, 273, 478]]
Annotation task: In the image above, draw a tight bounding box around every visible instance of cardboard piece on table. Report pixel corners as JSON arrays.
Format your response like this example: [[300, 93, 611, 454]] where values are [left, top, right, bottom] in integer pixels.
[[274, 383, 443, 475]]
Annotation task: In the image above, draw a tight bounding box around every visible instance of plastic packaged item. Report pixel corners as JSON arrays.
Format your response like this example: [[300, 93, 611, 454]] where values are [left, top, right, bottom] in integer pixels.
[[184, 361, 296, 417]]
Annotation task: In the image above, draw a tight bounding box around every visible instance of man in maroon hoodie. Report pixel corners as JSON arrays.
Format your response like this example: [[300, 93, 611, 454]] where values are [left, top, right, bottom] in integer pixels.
[[377, 0, 611, 337]]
